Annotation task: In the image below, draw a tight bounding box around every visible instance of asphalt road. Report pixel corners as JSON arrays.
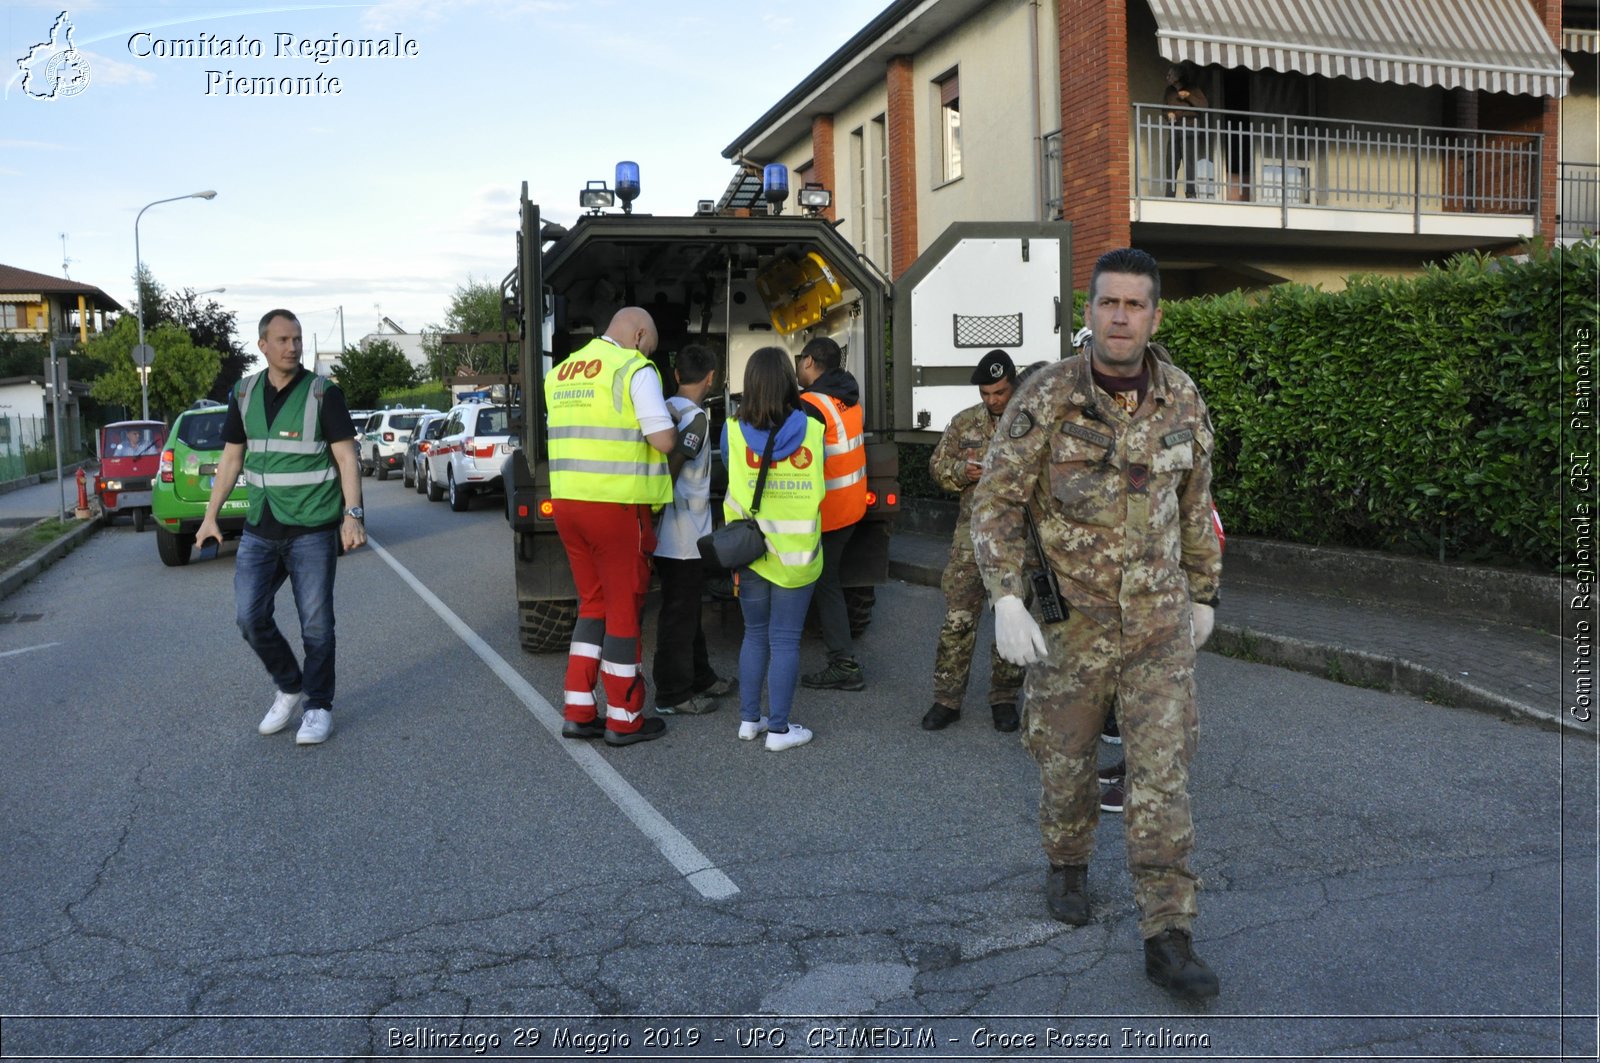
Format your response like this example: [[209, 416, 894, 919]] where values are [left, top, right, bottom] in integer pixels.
[[1, 477, 1594, 1062]]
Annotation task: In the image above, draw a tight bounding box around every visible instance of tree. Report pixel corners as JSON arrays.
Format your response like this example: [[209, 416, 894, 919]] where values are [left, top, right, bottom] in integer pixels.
[[83, 315, 222, 419], [332, 338, 417, 408], [162, 288, 254, 403], [422, 277, 513, 382]]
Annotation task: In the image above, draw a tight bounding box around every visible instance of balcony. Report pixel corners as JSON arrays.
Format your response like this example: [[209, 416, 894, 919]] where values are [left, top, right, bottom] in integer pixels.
[[1560, 162, 1599, 242], [1128, 104, 1542, 249]]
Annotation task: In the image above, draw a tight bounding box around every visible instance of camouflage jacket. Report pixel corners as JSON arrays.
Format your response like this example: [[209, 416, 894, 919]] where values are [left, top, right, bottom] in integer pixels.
[[971, 349, 1222, 628], [929, 401, 1002, 528]]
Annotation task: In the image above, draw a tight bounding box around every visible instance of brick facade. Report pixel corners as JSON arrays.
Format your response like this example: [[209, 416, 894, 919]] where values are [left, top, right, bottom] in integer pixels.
[[886, 55, 919, 280], [810, 113, 837, 222], [1058, 0, 1132, 292]]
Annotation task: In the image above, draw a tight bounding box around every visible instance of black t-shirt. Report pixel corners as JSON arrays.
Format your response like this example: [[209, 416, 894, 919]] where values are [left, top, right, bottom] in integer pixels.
[[223, 369, 357, 539]]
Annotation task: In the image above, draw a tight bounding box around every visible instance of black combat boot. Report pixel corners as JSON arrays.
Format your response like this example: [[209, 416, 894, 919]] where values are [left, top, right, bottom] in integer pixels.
[[1045, 864, 1090, 926], [1144, 928, 1220, 1001], [990, 702, 1019, 732]]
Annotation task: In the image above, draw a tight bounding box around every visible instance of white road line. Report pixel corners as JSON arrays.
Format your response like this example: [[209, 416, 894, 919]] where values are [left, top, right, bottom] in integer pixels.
[[365, 535, 740, 901], [0, 642, 61, 659]]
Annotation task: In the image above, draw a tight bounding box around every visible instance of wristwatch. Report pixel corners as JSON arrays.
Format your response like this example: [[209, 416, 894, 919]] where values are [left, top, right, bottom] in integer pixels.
[[344, 506, 364, 520]]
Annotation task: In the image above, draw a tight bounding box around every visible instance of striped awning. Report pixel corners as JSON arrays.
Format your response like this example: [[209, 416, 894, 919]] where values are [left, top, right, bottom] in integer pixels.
[[1148, 0, 1572, 98], [1564, 27, 1600, 54]]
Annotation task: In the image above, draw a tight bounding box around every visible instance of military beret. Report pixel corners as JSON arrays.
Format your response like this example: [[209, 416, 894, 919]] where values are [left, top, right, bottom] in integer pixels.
[[971, 349, 1016, 385]]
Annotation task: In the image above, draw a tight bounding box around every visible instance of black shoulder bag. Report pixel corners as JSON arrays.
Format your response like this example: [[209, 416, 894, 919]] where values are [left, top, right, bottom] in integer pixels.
[[698, 428, 777, 570]]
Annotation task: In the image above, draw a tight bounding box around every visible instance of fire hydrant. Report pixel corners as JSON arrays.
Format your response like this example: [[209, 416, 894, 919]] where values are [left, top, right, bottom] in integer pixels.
[[74, 467, 91, 520]]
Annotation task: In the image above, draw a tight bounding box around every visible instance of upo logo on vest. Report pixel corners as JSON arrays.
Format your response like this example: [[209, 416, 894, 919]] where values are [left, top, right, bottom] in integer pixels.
[[555, 359, 604, 381], [746, 445, 814, 469]]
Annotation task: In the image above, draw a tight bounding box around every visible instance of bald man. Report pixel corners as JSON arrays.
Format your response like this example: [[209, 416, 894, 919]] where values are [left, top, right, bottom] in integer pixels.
[[544, 308, 679, 746]]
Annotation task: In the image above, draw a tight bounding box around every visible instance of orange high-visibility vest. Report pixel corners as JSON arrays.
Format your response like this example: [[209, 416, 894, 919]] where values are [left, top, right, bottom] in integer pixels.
[[800, 391, 867, 531]]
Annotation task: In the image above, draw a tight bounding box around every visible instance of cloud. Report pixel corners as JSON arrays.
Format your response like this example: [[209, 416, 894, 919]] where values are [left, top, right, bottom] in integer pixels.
[[0, 139, 71, 151], [359, 0, 571, 32]]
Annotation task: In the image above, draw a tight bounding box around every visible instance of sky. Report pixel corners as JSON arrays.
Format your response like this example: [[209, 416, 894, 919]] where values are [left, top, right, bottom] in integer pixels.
[[2, 0, 884, 358]]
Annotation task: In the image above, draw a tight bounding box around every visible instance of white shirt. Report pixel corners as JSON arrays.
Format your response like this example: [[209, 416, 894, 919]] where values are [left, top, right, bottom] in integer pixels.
[[602, 335, 672, 435], [654, 395, 713, 559]]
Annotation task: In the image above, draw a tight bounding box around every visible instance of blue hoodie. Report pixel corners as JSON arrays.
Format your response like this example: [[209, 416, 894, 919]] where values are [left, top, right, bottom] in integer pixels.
[[721, 406, 812, 466]]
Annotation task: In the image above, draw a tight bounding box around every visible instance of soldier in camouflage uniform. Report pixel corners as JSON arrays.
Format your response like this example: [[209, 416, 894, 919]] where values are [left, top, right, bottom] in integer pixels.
[[923, 349, 1028, 733], [971, 248, 1223, 1002]]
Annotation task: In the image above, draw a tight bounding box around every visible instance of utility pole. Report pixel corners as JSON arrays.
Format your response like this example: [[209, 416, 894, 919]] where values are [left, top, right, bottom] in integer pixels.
[[338, 305, 346, 353]]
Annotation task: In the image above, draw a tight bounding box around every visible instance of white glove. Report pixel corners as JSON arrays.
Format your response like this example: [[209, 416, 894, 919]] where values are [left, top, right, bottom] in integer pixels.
[[1191, 602, 1215, 648], [994, 594, 1048, 666]]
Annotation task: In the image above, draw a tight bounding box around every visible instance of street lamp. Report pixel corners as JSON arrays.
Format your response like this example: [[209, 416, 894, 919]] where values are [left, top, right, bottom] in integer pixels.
[[194, 287, 225, 298], [134, 190, 217, 419]]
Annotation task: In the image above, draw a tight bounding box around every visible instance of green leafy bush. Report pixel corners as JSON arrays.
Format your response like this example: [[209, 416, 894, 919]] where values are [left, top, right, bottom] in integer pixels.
[[1159, 241, 1595, 570]]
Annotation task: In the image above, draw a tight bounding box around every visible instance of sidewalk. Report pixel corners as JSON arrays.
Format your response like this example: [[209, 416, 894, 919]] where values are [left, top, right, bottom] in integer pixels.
[[889, 528, 1569, 732], [0, 473, 101, 601]]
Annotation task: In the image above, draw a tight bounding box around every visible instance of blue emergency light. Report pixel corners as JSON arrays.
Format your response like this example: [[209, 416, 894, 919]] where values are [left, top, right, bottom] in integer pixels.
[[763, 163, 789, 213], [615, 161, 640, 213]]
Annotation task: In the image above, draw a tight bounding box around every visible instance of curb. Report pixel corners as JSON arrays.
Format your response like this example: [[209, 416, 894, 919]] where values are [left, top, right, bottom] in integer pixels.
[[1207, 623, 1577, 735], [0, 516, 102, 601]]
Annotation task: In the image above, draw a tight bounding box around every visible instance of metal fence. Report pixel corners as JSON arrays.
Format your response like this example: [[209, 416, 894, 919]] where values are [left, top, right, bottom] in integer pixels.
[[0, 414, 88, 484], [1560, 161, 1600, 240], [1132, 104, 1542, 222]]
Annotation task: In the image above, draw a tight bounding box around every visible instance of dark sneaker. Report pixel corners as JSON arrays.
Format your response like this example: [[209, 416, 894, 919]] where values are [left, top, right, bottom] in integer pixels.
[[561, 718, 605, 740], [657, 694, 717, 716], [1098, 759, 1125, 782], [696, 676, 738, 699], [990, 702, 1019, 732], [1045, 864, 1090, 926], [1099, 776, 1125, 813], [1101, 713, 1121, 745], [921, 703, 960, 730], [801, 657, 865, 691], [604, 717, 667, 747], [1144, 928, 1220, 1001]]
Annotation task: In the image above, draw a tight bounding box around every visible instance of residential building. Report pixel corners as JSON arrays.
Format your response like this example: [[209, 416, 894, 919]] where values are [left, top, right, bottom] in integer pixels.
[[0, 264, 122, 345], [723, 0, 1590, 296]]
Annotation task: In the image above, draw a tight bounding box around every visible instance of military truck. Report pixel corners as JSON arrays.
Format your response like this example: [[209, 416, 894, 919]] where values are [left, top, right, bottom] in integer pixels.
[[501, 168, 1073, 654]]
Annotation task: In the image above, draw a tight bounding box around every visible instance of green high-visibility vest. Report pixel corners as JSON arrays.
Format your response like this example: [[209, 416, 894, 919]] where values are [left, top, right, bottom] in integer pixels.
[[725, 418, 825, 588], [544, 337, 671, 504], [237, 370, 342, 527]]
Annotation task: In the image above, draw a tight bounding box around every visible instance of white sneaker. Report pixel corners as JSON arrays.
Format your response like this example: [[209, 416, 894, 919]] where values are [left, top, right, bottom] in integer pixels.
[[737, 717, 769, 741], [259, 690, 304, 735], [295, 708, 333, 745], [764, 722, 813, 752]]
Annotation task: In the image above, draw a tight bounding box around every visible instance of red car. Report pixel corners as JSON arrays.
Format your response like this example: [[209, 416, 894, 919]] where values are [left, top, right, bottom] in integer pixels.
[[96, 420, 167, 532]]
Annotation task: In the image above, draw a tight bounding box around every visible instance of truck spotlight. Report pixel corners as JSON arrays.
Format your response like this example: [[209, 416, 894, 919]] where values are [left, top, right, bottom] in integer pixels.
[[615, 161, 640, 214], [798, 182, 832, 214], [580, 180, 614, 212], [763, 163, 789, 215]]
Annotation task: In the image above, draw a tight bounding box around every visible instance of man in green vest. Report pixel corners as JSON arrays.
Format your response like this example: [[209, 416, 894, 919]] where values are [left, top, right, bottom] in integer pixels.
[[196, 309, 366, 746]]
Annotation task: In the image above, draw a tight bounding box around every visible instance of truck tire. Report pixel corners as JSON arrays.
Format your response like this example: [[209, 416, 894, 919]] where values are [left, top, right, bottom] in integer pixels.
[[520, 599, 577, 653], [156, 527, 191, 567], [845, 586, 875, 639]]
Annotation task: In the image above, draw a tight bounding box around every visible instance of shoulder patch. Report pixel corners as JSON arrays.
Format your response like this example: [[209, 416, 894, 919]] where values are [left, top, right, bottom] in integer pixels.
[[1008, 410, 1035, 439], [1161, 428, 1195, 448]]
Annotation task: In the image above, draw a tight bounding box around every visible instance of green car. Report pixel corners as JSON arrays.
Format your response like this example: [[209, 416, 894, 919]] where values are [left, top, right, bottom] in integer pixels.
[[151, 402, 248, 566]]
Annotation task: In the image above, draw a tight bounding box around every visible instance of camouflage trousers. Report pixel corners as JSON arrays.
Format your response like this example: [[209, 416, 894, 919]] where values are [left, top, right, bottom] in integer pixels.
[[1022, 606, 1199, 937], [933, 532, 1026, 709]]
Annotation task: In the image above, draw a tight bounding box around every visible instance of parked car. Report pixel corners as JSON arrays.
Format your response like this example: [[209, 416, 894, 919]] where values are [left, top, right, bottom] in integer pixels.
[[151, 402, 246, 566], [358, 407, 435, 481], [425, 400, 513, 511], [403, 411, 448, 490], [94, 419, 167, 532]]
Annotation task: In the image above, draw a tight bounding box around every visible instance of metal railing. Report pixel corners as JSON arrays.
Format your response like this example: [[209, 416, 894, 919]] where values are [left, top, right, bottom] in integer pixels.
[[1560, 161, 1600, 239], [1132, 104, 1542, 225], [1041, 128, 1064, 220]]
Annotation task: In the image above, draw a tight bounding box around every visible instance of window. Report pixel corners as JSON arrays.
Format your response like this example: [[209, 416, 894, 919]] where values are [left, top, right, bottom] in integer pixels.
[[0, 305, 23, 329], [936, 71, 961, 183], [873, 114, 890, 272], [851, 127, 867, 254]]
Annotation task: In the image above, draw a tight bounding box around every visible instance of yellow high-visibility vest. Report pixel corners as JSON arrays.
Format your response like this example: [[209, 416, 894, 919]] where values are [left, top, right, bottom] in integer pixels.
[[725, 418, 825, 587], [544, 337, 671, 504]]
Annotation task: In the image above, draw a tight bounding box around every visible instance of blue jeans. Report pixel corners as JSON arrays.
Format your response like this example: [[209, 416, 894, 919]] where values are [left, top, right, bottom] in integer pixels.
[[736, 569, 816, 733], [235, 527, 339, 710]]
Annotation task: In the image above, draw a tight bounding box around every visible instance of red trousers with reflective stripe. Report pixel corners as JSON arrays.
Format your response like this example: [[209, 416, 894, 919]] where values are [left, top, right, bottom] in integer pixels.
[[552, 500, 654, 733]]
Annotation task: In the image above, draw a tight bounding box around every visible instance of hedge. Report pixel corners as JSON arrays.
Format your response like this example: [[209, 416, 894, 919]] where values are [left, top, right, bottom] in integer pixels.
[[898, 241, 1597, 571]]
